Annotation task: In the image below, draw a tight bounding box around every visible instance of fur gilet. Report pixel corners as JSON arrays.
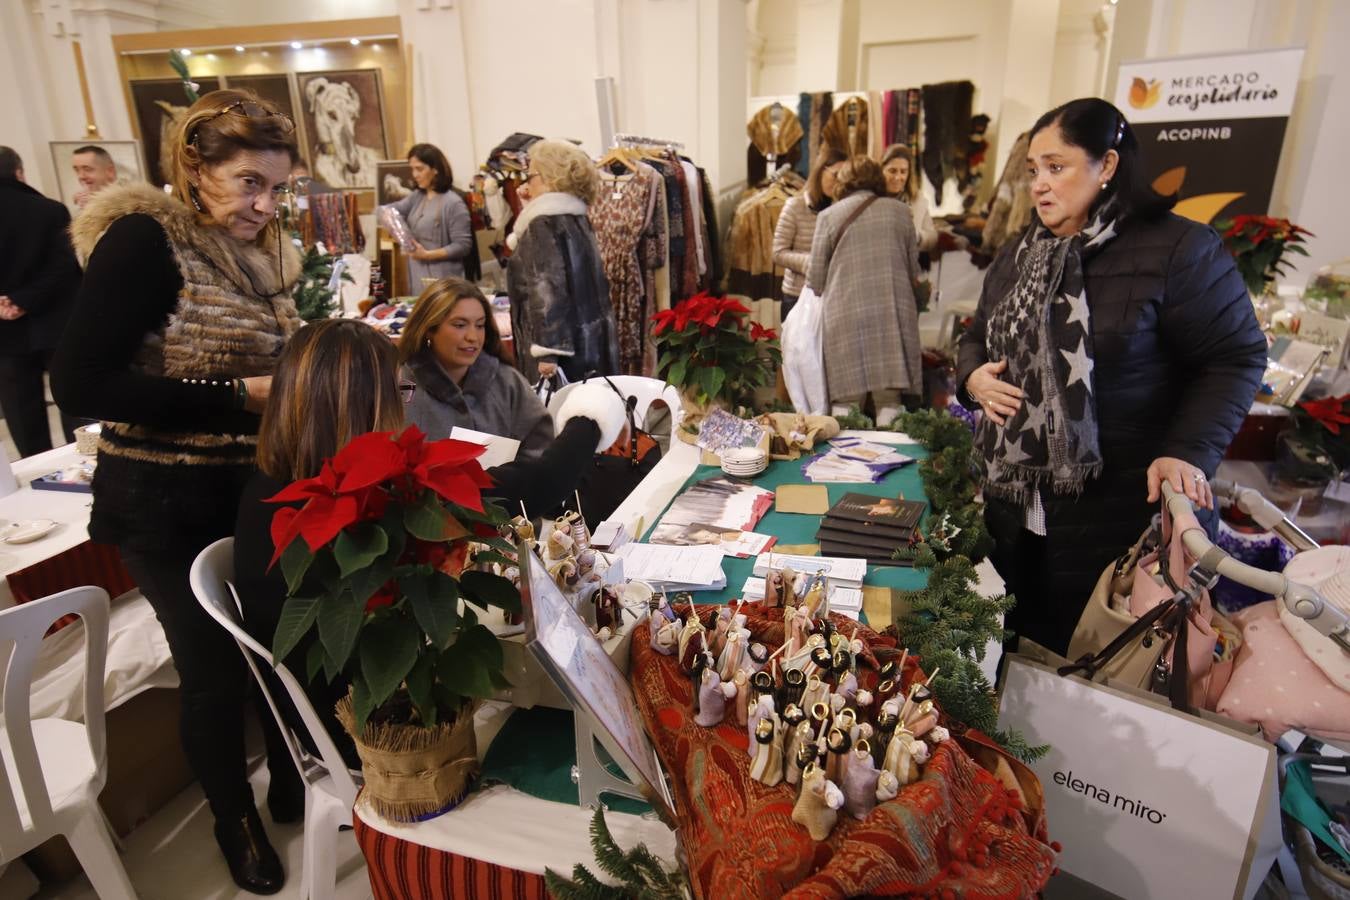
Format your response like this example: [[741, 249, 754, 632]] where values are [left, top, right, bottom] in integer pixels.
[[70, 183, 302, 468]]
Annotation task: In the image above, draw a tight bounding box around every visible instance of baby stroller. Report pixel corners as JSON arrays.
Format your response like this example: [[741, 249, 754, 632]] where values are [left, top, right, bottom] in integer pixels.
[[1166, 481, 1350, 899]]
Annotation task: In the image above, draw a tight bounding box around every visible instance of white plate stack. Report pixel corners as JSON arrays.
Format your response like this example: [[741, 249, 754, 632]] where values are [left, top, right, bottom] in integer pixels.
[[720, 447, 768, 479]]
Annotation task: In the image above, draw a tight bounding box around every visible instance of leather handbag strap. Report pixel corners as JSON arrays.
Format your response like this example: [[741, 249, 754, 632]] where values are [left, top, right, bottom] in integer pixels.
[[834, 194, 879, 246], [1059, 597, 1178, 681]]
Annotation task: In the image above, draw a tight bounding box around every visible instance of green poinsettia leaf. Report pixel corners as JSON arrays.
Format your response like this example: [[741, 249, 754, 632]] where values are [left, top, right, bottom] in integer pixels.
[[279, 538, 314, 595], [405, 569, 460, 649], [668, 357, 687, 388], [404, 491, 452, 541], [334, 523, 389, 578], [405, 652, 437, 726], [305, 638, 326, 683], [316, 589, 364, 673], [271, 595, 320, 664], [351, 672, 377, 731], [436, 631, 498, 699], [358, 614, 422, 712], [460, 570, 521, 614]]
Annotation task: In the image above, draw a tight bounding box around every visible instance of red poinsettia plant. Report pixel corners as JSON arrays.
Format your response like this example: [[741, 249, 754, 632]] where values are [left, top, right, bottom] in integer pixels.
[[651, 291, 781, 409], [267, 425, 520, 731], [1293, 394, 1350, 470], [1216, 214, 1314, 297]]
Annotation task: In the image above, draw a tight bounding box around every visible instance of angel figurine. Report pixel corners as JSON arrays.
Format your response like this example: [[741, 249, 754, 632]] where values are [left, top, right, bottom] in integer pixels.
[[883, 729, 922, 785], [792, 764, 844, 841], [746, 694, 776, 756], [545, 527, 574, 561], [508, 514, 535, 543], [784, 603, 813, 659], [749, 715, 786, 787], [842, 744, 880, 820], [549, 556, 579, 590], [576, 547, 599, 579], [717, 629, 746, 682], [785, 718, 815, 786], [694, 667, 733, 728], [677, 616, 707, 673]]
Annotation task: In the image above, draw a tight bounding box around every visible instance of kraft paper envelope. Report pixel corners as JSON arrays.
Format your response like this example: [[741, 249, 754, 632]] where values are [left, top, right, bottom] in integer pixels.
[[775, 484, 829, 515]]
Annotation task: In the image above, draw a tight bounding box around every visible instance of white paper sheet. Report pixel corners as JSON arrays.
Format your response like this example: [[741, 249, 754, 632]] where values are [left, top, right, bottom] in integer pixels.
[[450, 426, 521, 469]]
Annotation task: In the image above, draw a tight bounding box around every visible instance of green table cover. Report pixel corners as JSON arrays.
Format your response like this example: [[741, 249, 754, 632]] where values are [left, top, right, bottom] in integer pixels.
[[478, 441, 932, 810]]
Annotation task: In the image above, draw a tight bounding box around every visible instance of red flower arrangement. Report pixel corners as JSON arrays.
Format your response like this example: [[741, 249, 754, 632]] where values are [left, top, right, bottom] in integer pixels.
[[651, 291, 781, 411], [1215, 214, 1313, 297], [267, 425, 519, 730]]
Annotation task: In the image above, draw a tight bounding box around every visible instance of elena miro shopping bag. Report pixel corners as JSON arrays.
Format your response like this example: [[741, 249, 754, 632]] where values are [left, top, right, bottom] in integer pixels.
[[1064, 499, 1240, 711]]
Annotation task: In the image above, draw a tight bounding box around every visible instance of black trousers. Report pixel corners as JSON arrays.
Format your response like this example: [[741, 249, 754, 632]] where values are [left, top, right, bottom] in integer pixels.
[[985, 500, 1058, 659], [0, 349, 79, 458], [119, 545, 295, 820]]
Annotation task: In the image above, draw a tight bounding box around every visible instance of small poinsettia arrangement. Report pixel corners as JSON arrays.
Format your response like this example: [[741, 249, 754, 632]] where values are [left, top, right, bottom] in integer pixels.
[[651, 292, 781, 410], [1216, 214, 1313, 297], [266, 425, 520, 731], [1294, 394, 1350, 471]]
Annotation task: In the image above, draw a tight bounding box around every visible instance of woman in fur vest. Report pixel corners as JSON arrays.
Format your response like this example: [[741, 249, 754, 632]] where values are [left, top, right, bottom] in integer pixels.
[[507, 138, 619, 384], [52, 90, 303, 894], [957, 98, 1266, 658]]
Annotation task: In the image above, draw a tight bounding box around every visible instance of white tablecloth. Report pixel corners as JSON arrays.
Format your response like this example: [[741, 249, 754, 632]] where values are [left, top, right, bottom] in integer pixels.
[[0, 444, 96, 608]]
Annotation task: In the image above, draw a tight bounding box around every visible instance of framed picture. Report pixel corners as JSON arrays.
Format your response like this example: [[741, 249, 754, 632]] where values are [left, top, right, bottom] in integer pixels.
[[128, 77, 223, 186], [375, 159, 415, 207], [48, 140, 144, 212], [221, 73, 303, 159], [296, 69, 389, 190]]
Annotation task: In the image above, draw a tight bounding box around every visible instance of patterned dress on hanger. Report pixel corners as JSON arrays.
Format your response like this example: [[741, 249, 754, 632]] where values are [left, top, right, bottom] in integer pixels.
[[590, 164, 662, 376]]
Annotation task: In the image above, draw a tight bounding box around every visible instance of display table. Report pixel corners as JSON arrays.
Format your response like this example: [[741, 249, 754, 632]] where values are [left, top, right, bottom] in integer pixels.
[[352, 430, 1012, 897]]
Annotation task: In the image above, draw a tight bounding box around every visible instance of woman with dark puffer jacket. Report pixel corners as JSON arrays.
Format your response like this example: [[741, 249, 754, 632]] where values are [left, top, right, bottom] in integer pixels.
[[956, 98, 1266, 657]]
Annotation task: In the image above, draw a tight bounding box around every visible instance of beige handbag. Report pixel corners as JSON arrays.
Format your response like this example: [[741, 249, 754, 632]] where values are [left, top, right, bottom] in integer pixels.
[[1063, 502, 1241, 711]]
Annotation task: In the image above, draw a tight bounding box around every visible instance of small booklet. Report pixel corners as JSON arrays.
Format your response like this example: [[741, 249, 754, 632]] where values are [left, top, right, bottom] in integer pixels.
[[647, 521, 776, 558], [30, 463, 96, 494]]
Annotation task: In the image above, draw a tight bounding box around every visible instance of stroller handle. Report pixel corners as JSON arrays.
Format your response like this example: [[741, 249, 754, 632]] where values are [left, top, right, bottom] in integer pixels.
[[1161, 483, 1350, 657], [1210, 478, 1319, 552]]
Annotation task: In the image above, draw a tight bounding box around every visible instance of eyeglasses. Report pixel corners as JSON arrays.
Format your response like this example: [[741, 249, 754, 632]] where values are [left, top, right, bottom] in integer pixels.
[[399, 382, 417, 404], [190, 100, 296, 144]]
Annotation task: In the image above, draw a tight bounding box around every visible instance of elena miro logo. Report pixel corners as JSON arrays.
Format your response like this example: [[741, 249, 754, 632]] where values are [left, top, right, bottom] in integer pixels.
[[1053, 770, 1168, 824]]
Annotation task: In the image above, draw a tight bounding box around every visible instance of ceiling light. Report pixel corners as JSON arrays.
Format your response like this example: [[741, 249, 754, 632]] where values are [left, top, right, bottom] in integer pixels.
[[290, 41, 303, 50], [350, 38, 361, 46], [235, 45, 245, 52], [206, 53, 217, 60], [179, 48, 192, 56], [372, 43, 382, 51]]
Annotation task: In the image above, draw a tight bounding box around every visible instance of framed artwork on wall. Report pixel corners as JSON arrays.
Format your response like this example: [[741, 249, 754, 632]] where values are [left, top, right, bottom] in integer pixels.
[[128, 77, 223, 186], [375, 159, 415, 207], [296, 69, 389, 190], [221, 73, 303, 161], [48, 140, 144, 212]]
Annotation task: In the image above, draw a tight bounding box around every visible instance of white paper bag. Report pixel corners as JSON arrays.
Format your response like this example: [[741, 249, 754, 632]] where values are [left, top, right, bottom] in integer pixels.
[[781, 285, 827, 415], [998, 656, 1281, 900]]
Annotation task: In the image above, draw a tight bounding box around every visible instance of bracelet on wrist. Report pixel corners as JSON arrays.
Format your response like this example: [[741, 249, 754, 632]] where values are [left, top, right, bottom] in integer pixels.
[[233, 378, 249, 410]]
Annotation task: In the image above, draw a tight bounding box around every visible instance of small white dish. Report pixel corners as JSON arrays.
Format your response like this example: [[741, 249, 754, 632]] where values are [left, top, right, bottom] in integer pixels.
[[1, 519, 58, 544]]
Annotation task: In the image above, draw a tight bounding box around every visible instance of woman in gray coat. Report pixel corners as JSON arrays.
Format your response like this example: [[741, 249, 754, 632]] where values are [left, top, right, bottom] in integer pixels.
[[807, 156, 922, 427], [399, 277, 554, 459], [382, 143, 474, 291]]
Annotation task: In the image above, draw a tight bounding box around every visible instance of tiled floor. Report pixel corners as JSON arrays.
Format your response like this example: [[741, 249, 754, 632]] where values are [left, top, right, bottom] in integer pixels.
[[30, 757, 371, 900]]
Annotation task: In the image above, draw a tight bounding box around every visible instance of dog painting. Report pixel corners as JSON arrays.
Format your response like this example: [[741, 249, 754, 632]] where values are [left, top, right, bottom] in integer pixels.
[[297, 69, 388, 190], [376, 160, 415, 206], [129, 77, 223, 187]]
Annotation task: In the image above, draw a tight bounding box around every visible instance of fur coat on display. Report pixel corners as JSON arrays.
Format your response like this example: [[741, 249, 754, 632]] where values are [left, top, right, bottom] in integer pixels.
[[506, 192, 619, 383], [920, 81, 974, 206]]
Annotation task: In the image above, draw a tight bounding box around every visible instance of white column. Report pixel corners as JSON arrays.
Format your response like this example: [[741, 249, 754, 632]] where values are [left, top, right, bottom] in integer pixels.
[[396, 0, 476, 182], [996, 0, 1062, 162]]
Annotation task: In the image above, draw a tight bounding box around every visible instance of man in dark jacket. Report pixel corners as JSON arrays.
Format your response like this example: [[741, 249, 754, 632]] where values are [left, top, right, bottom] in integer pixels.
[[0, 147, 82, 457]]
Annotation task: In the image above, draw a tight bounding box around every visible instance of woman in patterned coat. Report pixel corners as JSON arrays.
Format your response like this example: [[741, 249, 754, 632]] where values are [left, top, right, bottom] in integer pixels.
[[806, 155, 922, 427]]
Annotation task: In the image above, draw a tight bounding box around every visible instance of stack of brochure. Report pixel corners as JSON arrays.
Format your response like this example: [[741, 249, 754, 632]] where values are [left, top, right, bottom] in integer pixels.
[[614, 543, 727, 592], [802, 437, 915, 483]]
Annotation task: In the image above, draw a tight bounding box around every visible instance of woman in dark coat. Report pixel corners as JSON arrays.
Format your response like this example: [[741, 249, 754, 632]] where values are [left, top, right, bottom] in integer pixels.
[[956, 98, 1266, 657], [506, 138, 619, 384]]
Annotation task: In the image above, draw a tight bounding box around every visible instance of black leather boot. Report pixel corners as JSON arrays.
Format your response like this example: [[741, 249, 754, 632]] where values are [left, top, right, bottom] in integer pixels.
[[213, 806, 285, 895], [266, 766, 306, 825]]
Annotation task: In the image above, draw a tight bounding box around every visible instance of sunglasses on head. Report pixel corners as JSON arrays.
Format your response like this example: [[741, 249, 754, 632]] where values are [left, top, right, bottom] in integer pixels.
[[190, 100, 296, 144]]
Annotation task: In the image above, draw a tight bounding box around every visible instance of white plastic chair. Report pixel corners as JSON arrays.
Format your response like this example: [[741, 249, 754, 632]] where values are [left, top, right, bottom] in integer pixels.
[[189, 539, 360, 900], [546, 374, 683, 433], [0, 586, 137, 899]]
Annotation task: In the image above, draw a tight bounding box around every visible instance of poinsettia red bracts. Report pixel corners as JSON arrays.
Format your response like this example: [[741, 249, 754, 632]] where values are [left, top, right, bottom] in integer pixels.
[[265, 425, 493, 567]]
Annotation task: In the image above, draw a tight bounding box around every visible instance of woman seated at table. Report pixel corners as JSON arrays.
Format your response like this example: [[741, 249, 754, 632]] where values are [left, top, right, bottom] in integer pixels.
[[400, 277, 554, 458], [233, 319, 625, 754]]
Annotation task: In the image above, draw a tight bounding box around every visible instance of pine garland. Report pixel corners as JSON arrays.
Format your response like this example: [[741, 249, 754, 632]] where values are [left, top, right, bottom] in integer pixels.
[[544, 807, 689, 900], [888, 409, 1047, 762]]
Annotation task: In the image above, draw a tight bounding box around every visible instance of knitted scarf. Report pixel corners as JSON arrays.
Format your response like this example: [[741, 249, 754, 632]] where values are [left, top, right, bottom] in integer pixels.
[[976, 198, 1120, 504]]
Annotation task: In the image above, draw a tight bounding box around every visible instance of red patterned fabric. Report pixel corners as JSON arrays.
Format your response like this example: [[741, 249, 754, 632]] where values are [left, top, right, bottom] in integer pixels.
[[354, 809, 549, 900], [631, 604, 1056, 899], [7, 541, 136, 633]]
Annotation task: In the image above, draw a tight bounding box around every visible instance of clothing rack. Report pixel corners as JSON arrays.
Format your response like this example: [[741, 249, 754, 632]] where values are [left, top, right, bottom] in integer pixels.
[[613, 132, 685, 151]]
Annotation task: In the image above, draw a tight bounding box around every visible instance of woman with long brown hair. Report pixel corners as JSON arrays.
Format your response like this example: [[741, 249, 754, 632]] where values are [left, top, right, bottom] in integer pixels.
[[52, 89, 302, 893], [879, 144, 938, 253], [379, 142, 473, 290], [772, 146, 846, 319], [399, 277, 553, 456]]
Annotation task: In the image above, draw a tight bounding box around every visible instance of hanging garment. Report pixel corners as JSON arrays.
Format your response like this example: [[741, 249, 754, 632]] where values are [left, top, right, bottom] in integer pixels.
[[902, 89, 922, 156], [728, 181, 799, 302], [747, 103, 805, 185], [868, 91, 886, 160], [306, 190, 365, 255], [808, 92, 833, 171], [921, 80, 975, 205], [821, 96, 869, 157], [883, 91, 900, 149], [796, 92, 813, 178], [678, 159, 707, 279], [591, 164, 666, 376], [695, 166, 722, 290]]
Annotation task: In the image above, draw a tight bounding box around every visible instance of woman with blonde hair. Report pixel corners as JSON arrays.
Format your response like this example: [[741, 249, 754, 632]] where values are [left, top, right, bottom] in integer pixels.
[[507, 138, 618, 383], [399, 277, 553, 455], [807, 155, 923, 426], [772, 146, 846, 318], [52, 88, 302, 893], [879, 144, 938, 253]]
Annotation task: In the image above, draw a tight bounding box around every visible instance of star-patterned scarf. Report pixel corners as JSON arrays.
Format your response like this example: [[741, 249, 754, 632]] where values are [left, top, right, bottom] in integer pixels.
[[976, 198, 1120, 505]]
